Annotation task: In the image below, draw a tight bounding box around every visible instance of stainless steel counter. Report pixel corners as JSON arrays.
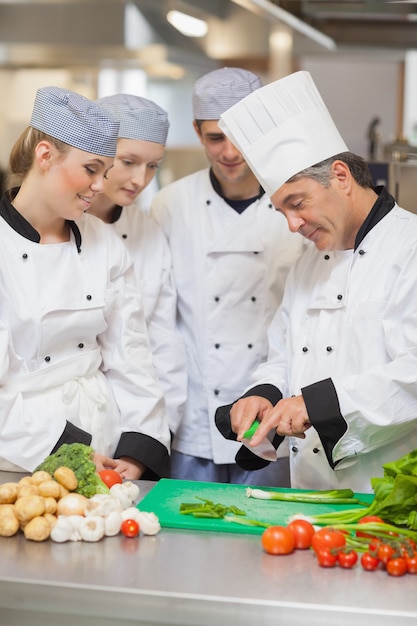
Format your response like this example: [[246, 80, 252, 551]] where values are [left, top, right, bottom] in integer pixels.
[[1, 472, 416, 626]]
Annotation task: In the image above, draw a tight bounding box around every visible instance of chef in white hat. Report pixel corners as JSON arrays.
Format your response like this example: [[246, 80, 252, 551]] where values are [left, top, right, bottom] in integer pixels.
[[151, 67, 306, 486], [215, 71, 417, 493], [88, 94, 187, 439], [0, 86, 170, 480]]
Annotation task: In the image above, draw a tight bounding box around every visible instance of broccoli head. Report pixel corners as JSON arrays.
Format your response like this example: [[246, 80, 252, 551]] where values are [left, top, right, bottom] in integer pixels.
[[35, 443, 110, 498]]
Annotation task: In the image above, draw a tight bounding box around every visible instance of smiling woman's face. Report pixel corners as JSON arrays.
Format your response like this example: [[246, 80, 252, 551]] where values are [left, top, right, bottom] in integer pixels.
[[102, 138, 165, 207], [45, 144, 114, 219]]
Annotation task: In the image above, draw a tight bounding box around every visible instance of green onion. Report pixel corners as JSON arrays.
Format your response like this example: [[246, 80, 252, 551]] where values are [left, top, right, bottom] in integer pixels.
[[246, 487, 363, 505]]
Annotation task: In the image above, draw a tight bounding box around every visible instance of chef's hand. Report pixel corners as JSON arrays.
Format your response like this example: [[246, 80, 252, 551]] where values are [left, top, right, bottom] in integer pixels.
[[230, 395, 274, 442], [113, 457, 146, 481], [93, 453, 119, 473], [248, 395, 311, 447]]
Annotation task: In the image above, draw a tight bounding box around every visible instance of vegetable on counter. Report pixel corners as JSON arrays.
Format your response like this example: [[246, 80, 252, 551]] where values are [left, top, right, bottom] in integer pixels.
[[180, 496, 247, 519], [246, 487, 363, 505], [34, 443, 110, 498], [0, 469, 161, 543], [288, 449, 417, 530]]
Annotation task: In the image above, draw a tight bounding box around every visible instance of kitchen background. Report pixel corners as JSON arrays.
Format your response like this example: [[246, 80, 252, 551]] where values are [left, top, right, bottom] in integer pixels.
[[0, 0, 416, 210]]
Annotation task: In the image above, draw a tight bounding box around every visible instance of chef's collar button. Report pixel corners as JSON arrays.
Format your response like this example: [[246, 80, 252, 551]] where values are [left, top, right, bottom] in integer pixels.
[[44, 356, 51, 362], [359, 249, 365, 256], [206, 199, 211, 205], [251, 296, 256, 302], [312, 447, 320, 454], [324, 254, 330, 260], [326, 346, 333, 352], [337, 294, 343, 300], [248, 343, 253, 349], [122, 234, 127, 239], [253, 251, 259, 255], [302, 346, 308, 353], [291, 446, 298, 453], [214, 343, 220, 349], [268, 203, 273, 209], [78, 343, 84, 349], [214, 389, 219, 396], [214, 296, 220, 302], [86, 294, 92, 300], [22, 253, 28, 260]]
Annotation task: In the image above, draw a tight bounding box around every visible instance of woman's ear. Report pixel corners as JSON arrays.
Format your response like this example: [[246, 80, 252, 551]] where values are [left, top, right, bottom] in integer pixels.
[[34, 141, 54, 170]]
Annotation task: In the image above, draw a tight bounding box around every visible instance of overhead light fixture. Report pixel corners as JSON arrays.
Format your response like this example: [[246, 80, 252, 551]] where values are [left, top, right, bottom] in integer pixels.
[[166, 10, 208, 38], [230, 0, 336, 51]]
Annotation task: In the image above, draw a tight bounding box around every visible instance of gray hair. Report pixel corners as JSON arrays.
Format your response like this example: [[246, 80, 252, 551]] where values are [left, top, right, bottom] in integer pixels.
[[287, 152, 374, 189]]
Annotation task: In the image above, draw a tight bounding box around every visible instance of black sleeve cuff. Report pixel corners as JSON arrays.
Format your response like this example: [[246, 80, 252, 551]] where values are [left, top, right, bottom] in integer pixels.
[[215, 383, 285, 471], [114, 432, 170, 480], [301, 378, 347, 469], [51, 421, 92, 454]]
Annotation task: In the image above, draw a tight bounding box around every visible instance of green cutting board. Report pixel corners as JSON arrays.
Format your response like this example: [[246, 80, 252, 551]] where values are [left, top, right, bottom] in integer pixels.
[[137, 479, 373, 535]]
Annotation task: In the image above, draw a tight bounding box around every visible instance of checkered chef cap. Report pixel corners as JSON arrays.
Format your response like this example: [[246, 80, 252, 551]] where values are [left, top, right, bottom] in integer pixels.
[[30, 86, 119, 157], [96, 94, 170, 145], [192, 67, 262, 120]]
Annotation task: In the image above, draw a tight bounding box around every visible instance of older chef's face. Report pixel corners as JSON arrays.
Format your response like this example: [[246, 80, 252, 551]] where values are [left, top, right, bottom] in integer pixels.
[[102, 138, 165, 207], [194, 120, 254, 187], [48, 146, 114, 217], [271, 168, 358, 251]]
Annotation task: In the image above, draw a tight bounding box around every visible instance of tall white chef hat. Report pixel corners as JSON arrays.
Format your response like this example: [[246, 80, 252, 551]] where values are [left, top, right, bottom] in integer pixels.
[[218, 71, 348, 197], [30, 86, 119, 157], [96, 94, 170, 145], [193, 67, 262, 120]]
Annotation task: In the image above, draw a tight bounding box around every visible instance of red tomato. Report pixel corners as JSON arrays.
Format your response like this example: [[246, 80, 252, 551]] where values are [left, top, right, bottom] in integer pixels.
[[356, 516, 385, 539], [311, 528, 346, 554], [287, 519, 315, 550], [386, 557, 407, 577], [377, 543, 395, 565], [99, 469, 123, 488], [361, 551, 380, 571], [405, 554, 417, 574], [338, 550, 358, 569], [120, 518, 140, 538], [316, 548, 337, 568], [261, 526, 295, 555]]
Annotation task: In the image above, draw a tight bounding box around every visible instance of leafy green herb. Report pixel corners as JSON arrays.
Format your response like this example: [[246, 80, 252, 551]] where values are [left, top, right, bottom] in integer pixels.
[[292, 449, 417, 530]]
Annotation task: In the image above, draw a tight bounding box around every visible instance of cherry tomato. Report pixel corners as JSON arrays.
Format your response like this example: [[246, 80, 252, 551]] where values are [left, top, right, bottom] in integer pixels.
[[311, 528, 346, 554], [405, 554, 417, 574], [261, 526, 295, 555], [386, 557, 407, 577], [287, 519, 315, 550], [99, 469, 123, 489], [356, 516, 385, 539], [316, 548, 337, 568], [338, 550, 358, 569], [120, 518, 140, 538], [361, 551, 380, 571], [377, 543, 395, 565]]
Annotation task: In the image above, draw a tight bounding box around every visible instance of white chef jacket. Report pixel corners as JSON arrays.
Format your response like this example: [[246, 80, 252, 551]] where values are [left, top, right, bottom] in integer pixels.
[[109, 204, 187, 434], [0, 199, 170, 474], [151, 168, 306, 464], [246, 194, 417, 492]]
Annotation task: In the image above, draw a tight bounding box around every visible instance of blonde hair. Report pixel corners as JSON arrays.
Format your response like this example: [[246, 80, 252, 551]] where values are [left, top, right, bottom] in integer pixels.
[[5, 127, 69, 195]]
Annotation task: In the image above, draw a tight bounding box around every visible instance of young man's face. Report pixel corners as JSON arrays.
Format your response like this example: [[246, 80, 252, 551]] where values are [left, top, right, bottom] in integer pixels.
[[271, 171, 358, 251], [194, 119, 255, 188]]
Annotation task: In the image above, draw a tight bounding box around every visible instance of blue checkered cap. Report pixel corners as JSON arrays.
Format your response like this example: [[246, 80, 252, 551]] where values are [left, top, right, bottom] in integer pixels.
[[96, 94, 169, 145], [193, 67, 262, 120], [30, 86, 119, 157]]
